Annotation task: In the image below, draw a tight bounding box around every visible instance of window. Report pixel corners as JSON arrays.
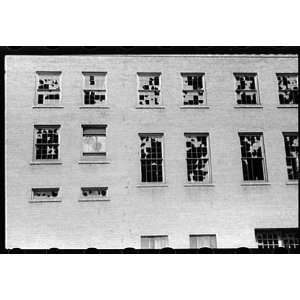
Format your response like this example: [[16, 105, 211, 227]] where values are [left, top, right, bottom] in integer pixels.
[[277, 73, 299, 105], [239, 133, 267, 181], [140, 134, 164, 182], [36, 72, 61, 105], [80, 187, 108, 201], [255, 229, 300, 249], [182, 73, 206, 105], [283, 133, 299, 180], [82, 125, 107, 158], [138, 73, 161, 106], [31, 188, 60, 202], [141, 235, 168, 249], [34, 125, 60, 160], [190, 235, 217, 248], [185, 133, 211, 183], [234, 73, 259, 105], [83, 72, 107, 105]]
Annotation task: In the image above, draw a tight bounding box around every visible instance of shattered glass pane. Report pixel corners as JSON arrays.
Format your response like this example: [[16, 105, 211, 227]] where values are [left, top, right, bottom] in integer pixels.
[[138, 74, 161, 105], [83, 73, 107, 105], [284, 134, 299, 180], [84, 90, 106, 105], [140, 135, 163, 182], [35, 127, 59, 160], [235, 74, 258, 105], [81, 187, 108, 199], [239, 134, 265, 180], [277, 74, 299, 104], [32, 188, 59, 200], [37, 73, 60, 105], [182, 74, 205, 105], [186, 135, 210, 182]]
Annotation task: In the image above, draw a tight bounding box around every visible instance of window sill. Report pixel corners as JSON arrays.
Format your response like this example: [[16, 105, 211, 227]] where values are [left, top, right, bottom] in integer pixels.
[[184, 183, 215, 187], [135, 106, 166, 109], [180, 105, 210, 109], [78, 160, 111, 164], [240, 182, 270, 186], [29, 199, 62, 203], [30, 161, 62, 165], [32, 105, 64, 109], [78, 198, 110, 202], [234, 105, 263, 109], [79, 105, 110, 109], [277, 105, 298, 108], [136, 183, 168, 188], [286, 181, 298, 185]]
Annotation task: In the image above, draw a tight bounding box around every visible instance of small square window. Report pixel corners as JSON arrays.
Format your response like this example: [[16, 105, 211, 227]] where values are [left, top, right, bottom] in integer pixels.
[[182, 73, 206, 105], [36, 72, 61, 105], [277, 73, 299, 105], [234, 73, 259, 105], [80, 187, 108, 201], [190, 235, 217, 248], [82, 125, 107, 158], [141, 235, 168, 249], [34, 125, 60, 160], [31, 188, 60, 202], [83, 72, 107, 105], [137, 73, 161, 106]]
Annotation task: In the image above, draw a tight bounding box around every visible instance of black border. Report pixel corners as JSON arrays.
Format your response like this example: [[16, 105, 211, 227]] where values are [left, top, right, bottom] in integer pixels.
[[1, 46, 299, 254]]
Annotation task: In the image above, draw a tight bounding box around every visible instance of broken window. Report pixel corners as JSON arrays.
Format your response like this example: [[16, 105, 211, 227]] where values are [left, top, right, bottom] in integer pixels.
[[277, 73, 299, 105], [36, 72, 61, 105], [34, 125, 60, 160], [190, 235, 217, 248], [185, 134, 211, 183], [82, 125, 107, 157], [283, 133, 299, 180], [32, 188, 60, 202], [141, 235, 168, 249], [80, 187, 108, 200], [138, 73, 161, 106], [239, 133, 266, 181], [255, 229, 300, 249], [140, 134, 163, 182], [83, 72, 107, 105], [182, 73, 206, 105], [234, 73, 259, 105]]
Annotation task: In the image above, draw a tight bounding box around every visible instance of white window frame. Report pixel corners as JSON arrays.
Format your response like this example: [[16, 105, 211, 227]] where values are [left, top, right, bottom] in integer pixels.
[[276, 73, 299, 106], [140, 235, 169, 249]]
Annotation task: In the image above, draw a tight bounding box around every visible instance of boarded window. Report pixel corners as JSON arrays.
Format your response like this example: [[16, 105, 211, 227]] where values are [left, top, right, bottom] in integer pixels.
[[283, 133, 299, 180], [141, 235, 168, 249], [182, 73, 206, 105], [239, 133, 266, 181], [138, 73, 161, 105], [31, 188, 60, 202], [83, 72, 107, 105], [234, 73, 259, 105], [255, 229, 300, 249], [80, 187, 108, 200], [140, 134, 163, 182], [82, 125, 107, 155], [277, 73, 299, 105], [36, 72, 61, 105], [190, 235, 217, 248], [34, 125, 60, 160], [185, 134, 211, 183]]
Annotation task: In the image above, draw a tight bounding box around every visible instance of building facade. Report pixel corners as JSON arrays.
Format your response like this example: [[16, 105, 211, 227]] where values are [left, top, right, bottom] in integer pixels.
[[5, 54, 299, 249]]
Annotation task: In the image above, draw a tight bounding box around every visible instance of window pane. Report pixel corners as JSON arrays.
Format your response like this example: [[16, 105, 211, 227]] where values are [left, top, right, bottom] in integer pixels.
[[283, 134, 299, 180], [277, 74, 299, 105], [190, 235, 217, 248], [83, 136, 106, 153], [235, 73, 258, 105], [138, 73, 161, 105]]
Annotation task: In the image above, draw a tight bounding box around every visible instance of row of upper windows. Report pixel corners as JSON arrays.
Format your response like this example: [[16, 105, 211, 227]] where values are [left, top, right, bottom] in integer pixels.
[[35, 72, 299, 107], [31, 126, 299, 183]]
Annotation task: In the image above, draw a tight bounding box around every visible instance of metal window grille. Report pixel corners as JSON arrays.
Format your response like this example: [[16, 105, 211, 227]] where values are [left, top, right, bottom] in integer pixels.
[[277, 73, 299, 105], [138, 73, 161, 105], [35, 126, 59, 160], [140, 135, 163, 182], [36, 72, 61, 105], [83, 72, 106, 105], [141, 235, 168, 249], [239, 133, 266, 181], [256, 231, 279, 249], [82, 125, 106, 155], [283, 134, 299, 180], [81, 187, 108, 199], [185, 134, 210, 183], [190, 235, 217, 248], [182, 74, 205, 105], [234, 73, 259, 105]]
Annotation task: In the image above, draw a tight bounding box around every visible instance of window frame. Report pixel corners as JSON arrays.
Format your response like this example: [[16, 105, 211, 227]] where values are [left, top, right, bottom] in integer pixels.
[[136, 72, 162, 107], [238, 132, 268, 182], [233, 72, 260, 106], [181, 72, 207, 106], [79, 187, 109, 201], [189, 234, 217, 249], [30, 187, 61, 203], [140, 235, 169, 249], [276, 73, 299, 106]]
